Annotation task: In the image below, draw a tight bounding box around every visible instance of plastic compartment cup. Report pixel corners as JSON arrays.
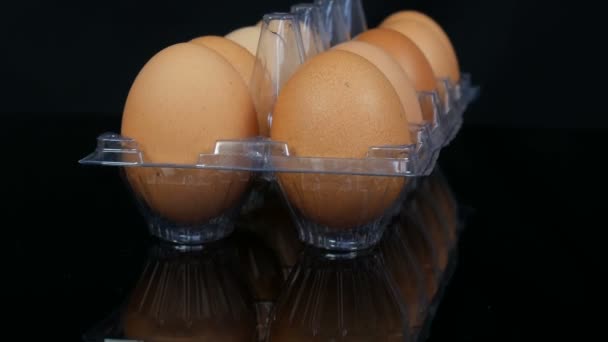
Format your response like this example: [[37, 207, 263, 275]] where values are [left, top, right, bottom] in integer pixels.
[[79, 134, 257, 245], [250, 13, 307, 135], [272, 143, 424, 251], [337, 0, 368, 37], [314, 0, 351, 47]]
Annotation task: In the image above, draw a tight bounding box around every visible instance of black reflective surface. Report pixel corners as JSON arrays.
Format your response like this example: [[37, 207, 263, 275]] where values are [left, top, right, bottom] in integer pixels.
[[6, 113, 600, 341]]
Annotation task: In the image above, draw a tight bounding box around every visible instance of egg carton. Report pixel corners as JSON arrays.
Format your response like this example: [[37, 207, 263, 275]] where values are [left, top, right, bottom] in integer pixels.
[[79, 0, 478, 251], [80, 121, 433, 248]]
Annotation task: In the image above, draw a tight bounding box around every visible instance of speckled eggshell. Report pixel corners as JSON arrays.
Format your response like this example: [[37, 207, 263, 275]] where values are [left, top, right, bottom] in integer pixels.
[[381, 10, 458, 67], [334, 40, 424, 125], [381, 20, 460, 83], [190, 35, 256, 87], [225, 26, 262, 56], [271, 50, 412, 229], [121, 43, 258, 224], [356, 28, 439, 123], [190, 35, 269, 137]]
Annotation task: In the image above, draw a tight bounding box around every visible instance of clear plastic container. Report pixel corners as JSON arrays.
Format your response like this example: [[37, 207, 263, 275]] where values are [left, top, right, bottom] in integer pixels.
[[380, 224, 430, 339], [315, 0, 351, 47], [338, 0, 368, 37], [79, 2, 479, 250]]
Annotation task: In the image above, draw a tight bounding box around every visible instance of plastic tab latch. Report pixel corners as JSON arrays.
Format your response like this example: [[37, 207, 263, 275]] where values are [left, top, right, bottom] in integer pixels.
[[79, 133, 143, 166]]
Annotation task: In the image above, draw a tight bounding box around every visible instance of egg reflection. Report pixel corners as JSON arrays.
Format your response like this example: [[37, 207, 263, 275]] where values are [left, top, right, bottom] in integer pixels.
[[380, 223, 429, 337], [408, 188, 453, 273], [395, 203, 442, 304], [426, 168, 460, 237], [121, 241, 257, 342], [267, 247, 409, 341]]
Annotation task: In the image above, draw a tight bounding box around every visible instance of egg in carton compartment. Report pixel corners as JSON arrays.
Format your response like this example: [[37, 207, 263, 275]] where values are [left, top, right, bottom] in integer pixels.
[[79, 0, 478, 251]]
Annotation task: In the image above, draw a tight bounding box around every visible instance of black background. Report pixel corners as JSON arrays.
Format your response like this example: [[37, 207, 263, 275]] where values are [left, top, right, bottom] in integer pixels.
[[1, 0, 602, 126], [3, 0, 604, 341]]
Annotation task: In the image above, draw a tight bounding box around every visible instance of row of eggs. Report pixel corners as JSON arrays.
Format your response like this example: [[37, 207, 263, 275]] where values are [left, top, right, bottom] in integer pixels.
[[120, 9, 462, 230]]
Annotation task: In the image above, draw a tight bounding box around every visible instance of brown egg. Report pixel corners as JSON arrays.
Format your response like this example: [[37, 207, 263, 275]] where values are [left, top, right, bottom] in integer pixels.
[[225, 26, 262, 56], [381, 10, 457, 65], [271, 50, 412, 229], [334, 41, 424, 124], [356, 28, 436, 93], [190, 35, 268, 137], [124, 168, 251, 224], [355, 28, 438, 122], [382, 20, 460, 83], [190, 36, 255, 87], [121, 43, 258, 223]]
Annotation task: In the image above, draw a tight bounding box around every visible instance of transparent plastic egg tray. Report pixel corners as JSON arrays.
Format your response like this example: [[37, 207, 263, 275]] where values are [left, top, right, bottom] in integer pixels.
[[79, 0, 479, 251]]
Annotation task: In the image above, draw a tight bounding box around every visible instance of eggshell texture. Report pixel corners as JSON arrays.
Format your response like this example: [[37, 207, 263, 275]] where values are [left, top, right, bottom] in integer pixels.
[[381, 10, 457, 65], [190, 35, 256, 87], [334, 40, 424, 124], [272, 50, 411, 157], [355, 28, 438, 123], [121, 43, 257, 223], [271, 50, 411, 229], [122, 43, 257, 164], [382, 20, 460, 82], [190, 35, 267, 136], [225, 26, 262, 56], [356, 28, 437, 93]]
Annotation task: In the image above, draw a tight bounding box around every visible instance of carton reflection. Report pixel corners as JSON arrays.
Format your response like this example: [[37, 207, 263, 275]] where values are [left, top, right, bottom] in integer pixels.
[[122, 241, 257, 342], [267, 247, 409, 341]]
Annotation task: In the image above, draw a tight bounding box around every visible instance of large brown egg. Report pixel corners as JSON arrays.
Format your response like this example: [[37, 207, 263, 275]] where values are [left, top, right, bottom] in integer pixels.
[[356, 28, 436, 93], [381, 20, 460, 83], [271, 50, 412, 229], [190, 35, 268, 137], [333, 41, 424, 124], [121, 43, 258, 223], [355, 28, 438, 123], [381, 10, 457, 64], [190, 36, 256, 87]]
